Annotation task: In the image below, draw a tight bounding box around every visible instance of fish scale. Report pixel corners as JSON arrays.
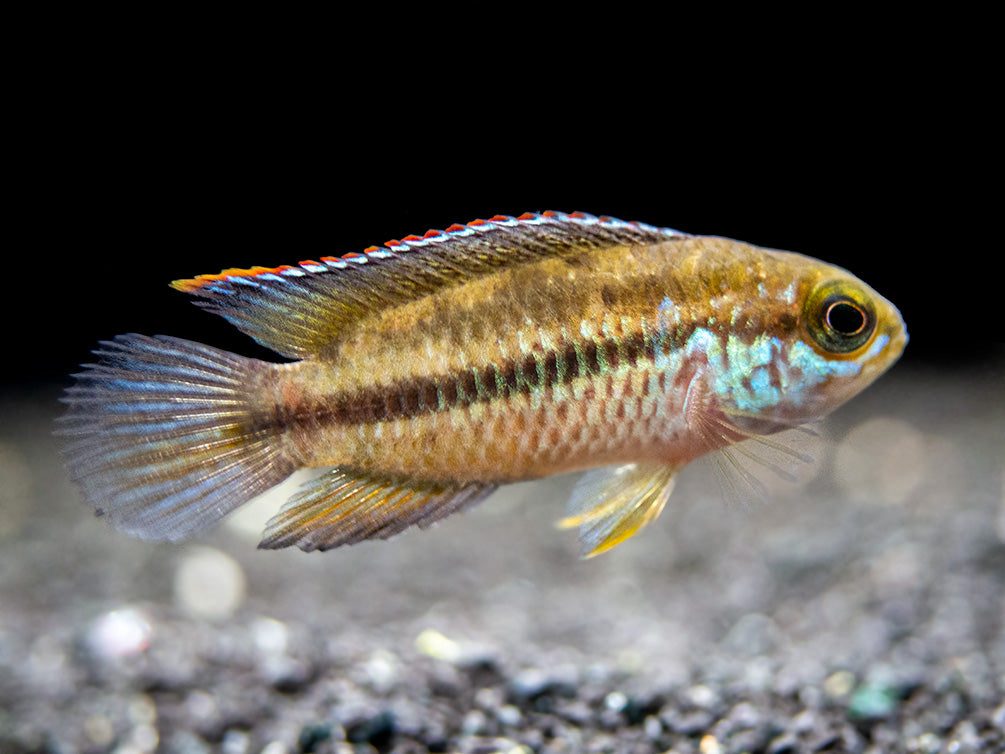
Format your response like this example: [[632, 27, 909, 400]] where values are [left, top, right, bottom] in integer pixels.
[[59, 212, 907, 556]]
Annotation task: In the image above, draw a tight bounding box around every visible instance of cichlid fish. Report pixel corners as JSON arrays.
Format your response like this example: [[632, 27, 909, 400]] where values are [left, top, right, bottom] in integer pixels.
[[59, 211, 907, 557]]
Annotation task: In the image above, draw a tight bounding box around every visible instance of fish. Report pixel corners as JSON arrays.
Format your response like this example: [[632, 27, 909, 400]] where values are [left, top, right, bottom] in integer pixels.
[[58, 211, 908, 557]]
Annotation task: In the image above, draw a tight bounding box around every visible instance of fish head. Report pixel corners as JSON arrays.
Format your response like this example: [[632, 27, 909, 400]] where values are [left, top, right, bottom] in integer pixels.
[[678, 240, 908, 429], [725, 248, 909, 426]]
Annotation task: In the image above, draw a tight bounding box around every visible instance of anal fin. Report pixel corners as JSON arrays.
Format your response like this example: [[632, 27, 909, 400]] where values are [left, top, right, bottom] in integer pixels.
[[558, 463, 678, 558], [259, 467, 497, 551]]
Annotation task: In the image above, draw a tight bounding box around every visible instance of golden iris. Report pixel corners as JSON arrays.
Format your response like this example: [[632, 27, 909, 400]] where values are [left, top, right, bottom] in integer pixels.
[[804, 281, 876, 354]]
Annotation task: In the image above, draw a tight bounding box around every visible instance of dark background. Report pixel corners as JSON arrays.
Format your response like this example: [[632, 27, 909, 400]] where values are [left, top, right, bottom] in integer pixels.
[[6, 61, 1001, 390]]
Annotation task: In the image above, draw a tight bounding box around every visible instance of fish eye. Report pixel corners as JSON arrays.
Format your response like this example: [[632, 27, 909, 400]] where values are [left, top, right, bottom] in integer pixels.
[[804, 282, 876, 354]]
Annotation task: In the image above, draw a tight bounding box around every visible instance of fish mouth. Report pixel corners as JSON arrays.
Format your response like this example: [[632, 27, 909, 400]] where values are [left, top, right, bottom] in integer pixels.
[[882, 300, 909, 359], [889, 325, 909, 360], [863, 302, 908, 379]]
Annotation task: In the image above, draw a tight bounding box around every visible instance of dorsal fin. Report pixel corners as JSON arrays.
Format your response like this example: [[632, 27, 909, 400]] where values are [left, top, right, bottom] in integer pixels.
[[172, 211, 683, 359]]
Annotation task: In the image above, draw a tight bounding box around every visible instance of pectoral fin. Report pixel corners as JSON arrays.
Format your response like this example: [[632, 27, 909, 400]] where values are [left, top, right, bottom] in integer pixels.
[[558, 463, 678, 558], [259, 467, 496, 551], [693, 406, 820, 507]]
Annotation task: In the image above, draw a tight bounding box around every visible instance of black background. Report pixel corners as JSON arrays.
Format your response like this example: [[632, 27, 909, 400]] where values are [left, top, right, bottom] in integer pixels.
[[7, 68, 1001, 389]]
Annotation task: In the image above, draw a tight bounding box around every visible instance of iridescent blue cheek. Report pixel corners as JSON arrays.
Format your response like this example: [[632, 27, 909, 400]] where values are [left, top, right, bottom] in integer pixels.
[[680, 329, 786, 412], [749, 367, 775, 403], [787, 340, 864, 381], [776, 335, 889, 409], [665, 324, 891, 417]]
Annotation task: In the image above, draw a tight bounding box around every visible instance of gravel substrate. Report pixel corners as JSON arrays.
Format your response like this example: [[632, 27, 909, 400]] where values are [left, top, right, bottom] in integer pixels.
[[1, 366, 1003, 753]]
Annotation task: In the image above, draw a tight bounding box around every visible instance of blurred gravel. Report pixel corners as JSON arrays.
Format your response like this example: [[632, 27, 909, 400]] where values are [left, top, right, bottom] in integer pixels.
[[1, 365, 1003, 753]]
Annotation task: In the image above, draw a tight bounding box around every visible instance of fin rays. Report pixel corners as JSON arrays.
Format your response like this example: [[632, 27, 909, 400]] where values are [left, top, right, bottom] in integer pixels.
[[172, 212, 681, 359], [259, 468, 497, 551], [695, 409, 821, 507], [57, 335, 294, 541], [559, 463, 678, 558]]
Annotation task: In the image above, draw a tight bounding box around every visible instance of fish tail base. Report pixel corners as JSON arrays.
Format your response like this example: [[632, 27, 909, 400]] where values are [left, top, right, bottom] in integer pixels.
[[57, 334, 295, 541]]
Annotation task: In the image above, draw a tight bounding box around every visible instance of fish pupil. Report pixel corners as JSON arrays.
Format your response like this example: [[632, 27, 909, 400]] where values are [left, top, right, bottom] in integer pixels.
[[826, 300, 866, 335]]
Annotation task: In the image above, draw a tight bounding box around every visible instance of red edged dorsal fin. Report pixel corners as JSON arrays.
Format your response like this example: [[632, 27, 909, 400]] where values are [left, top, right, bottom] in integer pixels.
[[172, 211, 683, 359]]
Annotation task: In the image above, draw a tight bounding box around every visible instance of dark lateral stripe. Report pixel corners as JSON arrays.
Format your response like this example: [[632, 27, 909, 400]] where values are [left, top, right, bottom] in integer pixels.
[[271, 329, 664, 431]]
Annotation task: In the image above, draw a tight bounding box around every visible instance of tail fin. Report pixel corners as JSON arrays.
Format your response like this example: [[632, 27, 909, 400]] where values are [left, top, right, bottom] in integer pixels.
[[57, 334, 295, 541]]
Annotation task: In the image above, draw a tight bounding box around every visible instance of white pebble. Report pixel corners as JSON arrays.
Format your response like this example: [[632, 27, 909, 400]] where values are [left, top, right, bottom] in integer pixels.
[[686, 684, 716, 708], [88, 607, 151, 659], [643, 715, 662, 739], [221, 730, 250, 754], [131, 722, 159, 752], [496, 705, 521, 726], [415, 628, 462, 663], [252, 617, 289, 655], [173, 547, 246, 620], [604, 691, 628, 711], [363, 649, 400, 693]]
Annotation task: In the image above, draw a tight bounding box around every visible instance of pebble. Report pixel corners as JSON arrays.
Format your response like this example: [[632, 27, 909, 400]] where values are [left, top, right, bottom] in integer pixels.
[[848, 679, 901, 720], [993, 701, 1005, 729], [344, 709, 394, 748], [462, 709, 488, 736], [220, 729, 250, 754], [509, 668, 555, 700], [497, 704, 521, 727], [87, 606, 151, 659], [173, 547, 246, 621], [766, 732, 799, 754], [604, 690, 628, 711], [662, 708, 716, 736], [643, 714, 662, 740], [685, 684, 719, 709], [3, 376, 1003, 753], [824, 669, 855, 698]]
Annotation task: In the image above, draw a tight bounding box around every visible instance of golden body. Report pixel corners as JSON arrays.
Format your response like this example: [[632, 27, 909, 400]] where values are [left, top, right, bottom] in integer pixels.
[[61, 213, 907, 555]]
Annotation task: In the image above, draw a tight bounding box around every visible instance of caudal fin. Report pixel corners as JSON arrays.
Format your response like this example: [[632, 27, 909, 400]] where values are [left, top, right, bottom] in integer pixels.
[[57, 334, 295, 541]]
